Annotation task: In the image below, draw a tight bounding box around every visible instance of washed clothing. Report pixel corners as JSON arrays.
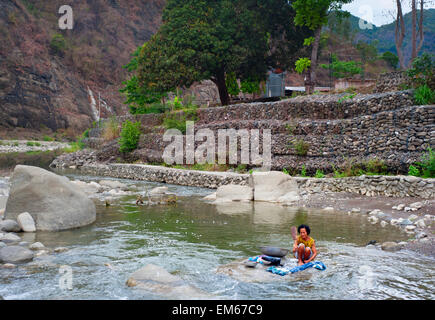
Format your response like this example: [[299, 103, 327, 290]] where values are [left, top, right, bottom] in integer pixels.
[[267, 261, 326, 276]]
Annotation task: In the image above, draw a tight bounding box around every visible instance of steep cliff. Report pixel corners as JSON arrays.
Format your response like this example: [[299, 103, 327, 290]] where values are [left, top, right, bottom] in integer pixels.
[[0, 0, 165, 138]]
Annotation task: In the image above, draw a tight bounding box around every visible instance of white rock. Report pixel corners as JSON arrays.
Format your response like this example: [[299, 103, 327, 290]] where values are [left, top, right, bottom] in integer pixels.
[[5, 165, 96, 231], [1, 263, 16, 269], [99, 180, 128, 190], [380, 221, 388, 227], [396, 204, 405, 211], [409, 202, 423, 209], [415, 219, 426, 228], [404, 207, 412, 212], [368, 216, 379, 224], [149, 186, 169, 195], [381, 242, 402, 252], [351, 208, 361, 213], [390, 219, 399, 225], [405, 225, 416, 232], [29, 242, 45, 250], [215, 185, 253, 202], [323, 207, 334, 211], [17, 212, 36, 232], [368, 209, 381, 216], [202, 192, 217, 201], [0, 233, 21, 243], [251, 171, 299, 202]]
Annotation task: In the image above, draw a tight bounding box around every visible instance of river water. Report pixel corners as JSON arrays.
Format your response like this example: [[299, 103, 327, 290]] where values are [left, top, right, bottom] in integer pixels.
[[0, 174, 434, 300]]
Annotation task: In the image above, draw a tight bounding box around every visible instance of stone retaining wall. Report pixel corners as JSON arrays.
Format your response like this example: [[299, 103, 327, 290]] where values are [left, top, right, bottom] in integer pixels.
[[83, 90, 433, 174], [374, 71, 409, 93], [73, 163, 434, 199]]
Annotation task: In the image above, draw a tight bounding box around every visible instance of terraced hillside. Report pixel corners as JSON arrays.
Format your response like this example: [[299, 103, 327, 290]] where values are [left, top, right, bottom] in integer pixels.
[[83, 90, 434, 175]]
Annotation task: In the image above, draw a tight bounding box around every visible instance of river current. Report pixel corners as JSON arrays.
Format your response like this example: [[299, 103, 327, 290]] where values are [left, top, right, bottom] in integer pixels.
[[0, 174, 433, 300]]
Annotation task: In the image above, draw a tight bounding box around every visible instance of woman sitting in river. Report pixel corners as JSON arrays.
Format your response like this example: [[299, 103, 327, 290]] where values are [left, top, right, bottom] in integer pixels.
[[293, 224, 317, 266]]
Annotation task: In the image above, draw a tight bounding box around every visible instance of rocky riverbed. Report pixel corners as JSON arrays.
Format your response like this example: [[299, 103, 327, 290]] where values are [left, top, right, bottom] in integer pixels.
[[0, 140, 70, 154]]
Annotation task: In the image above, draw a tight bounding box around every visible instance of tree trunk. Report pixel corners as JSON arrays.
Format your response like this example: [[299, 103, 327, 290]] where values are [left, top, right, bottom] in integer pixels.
[[213, 70, 230, 106], [308, 27, 322, 95], [410, 0, 425, 66], [416, 0, 425, 58], [395, 0, 406, 70], [411, 0, 417, 61]]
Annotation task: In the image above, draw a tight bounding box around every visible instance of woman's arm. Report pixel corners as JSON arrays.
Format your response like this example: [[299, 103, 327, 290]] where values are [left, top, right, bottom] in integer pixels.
[[292, 239, 298, 253]]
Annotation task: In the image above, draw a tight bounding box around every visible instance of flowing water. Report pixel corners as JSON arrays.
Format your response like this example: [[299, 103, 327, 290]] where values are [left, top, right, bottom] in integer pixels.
[[0, 174, 434, 300]]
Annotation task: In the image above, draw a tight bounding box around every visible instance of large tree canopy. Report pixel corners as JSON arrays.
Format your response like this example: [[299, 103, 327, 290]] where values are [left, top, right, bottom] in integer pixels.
[[292, 0, 352, 93], [122, 0, 310, 108]]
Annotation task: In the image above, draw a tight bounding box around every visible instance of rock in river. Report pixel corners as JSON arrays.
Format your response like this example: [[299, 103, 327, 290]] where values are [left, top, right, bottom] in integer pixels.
[[251, 171, 300, 203], [17, 212, 36, 232], [4, 165, 96, 231], [0, 219, 21, 232], [126, 264, 212, 299], [0, 245, 34, 264]]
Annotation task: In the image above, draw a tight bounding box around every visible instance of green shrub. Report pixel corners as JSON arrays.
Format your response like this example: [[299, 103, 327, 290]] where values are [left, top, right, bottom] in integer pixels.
[[315, 169, 325, 178], [414, 84, 435, 105], [338, 93, 356, 104], [282, 168, 290, 175], [300, 164, 307, 177], [130, 103, 169, 115], [119, 120, 141, 153], [415, 147, 435, 178], [163, 106, 198, 134], [406, 52, 435, 88], [408, 165, 420, 177], [365, 158, 387, 174], [50, 34, 67, 56], [26, 141, 35, 146], [43, 135, 54, 141], [292, 139, 310, 156]]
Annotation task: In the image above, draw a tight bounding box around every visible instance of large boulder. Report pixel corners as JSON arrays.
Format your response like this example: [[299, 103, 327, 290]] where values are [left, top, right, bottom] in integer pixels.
[[4, 165, 96, 231], [0, 245, 34, 264], [215, 184, 253, 202], [251, 171, 300, 203]]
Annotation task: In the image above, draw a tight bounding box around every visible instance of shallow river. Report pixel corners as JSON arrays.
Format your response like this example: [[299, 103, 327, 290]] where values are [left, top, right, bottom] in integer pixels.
[[1, 174, 434, 300]]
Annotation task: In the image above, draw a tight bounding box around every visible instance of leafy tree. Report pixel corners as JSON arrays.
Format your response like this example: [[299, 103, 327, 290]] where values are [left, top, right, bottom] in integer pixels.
[[119, 120, 141, 153], [240, 78, 261, 95], [120, 45, 169, 114], [292, 0, 353, 94], [406, 52, 435, 88], [295, 58, 311, 74], [381, 51, 399, 70], [226, 72, 240, 97], [123, 0, 310, 107], [320, 54, 362, 79], [151, 0, 270, 106]]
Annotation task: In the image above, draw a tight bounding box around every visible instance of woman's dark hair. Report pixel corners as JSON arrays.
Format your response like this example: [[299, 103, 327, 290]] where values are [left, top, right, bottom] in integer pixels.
[[298, 224, 311, 235]]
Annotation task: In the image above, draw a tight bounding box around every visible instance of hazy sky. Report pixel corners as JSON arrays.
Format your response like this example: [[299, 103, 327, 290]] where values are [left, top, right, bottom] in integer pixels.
[[342, 0, 435, 27]]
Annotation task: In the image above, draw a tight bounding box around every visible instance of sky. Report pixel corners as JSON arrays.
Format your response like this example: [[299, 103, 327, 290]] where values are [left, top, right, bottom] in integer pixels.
[[342, 0, 435, 27]]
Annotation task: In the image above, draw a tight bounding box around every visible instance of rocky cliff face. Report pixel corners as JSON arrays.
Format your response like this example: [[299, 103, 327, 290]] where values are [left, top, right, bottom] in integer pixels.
[[0, 0, 165, 138]]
